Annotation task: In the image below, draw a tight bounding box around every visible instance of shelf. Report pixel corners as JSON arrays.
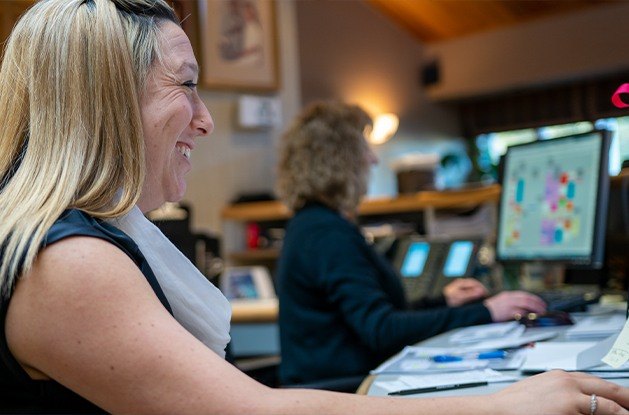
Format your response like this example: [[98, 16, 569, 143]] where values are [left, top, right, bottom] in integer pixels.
[[221, 200, 291, 221], [221, 184, 502, 223], [611, 168, 629, 187], [228, 248, 281, 262], [222, 171, 628, 223], [230, 299, 278, 323], [358, 184, 501, 215]]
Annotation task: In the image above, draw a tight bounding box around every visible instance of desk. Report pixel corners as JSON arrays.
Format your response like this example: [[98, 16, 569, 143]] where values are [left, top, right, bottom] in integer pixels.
[[230, 298, 278, 324], [363, 308, 629, 397], [230, 299, 279, 357]]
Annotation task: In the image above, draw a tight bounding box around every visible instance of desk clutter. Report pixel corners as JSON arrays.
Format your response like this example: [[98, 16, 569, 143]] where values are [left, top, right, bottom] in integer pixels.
[[371, 307, 629, 395]]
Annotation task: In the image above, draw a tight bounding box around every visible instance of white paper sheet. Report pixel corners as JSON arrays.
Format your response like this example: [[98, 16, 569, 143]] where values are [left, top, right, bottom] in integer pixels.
[[566, 314, 626, 339], [603, 316, 629, 368], [522, 342, 597, 372], [375, 369, 517, 393]]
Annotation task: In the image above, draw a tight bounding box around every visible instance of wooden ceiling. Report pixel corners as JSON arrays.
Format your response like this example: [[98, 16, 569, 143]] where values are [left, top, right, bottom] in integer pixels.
[[367, 0, 619, 43]]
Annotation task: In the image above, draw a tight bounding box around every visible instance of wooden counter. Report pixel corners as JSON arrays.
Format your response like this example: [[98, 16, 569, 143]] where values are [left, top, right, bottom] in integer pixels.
[[230, 299, 279, 324]]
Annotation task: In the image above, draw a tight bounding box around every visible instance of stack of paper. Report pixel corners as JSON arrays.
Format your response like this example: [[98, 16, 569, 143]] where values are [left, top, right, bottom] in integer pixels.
[[445, 321, 558, 352], [449, 322, 524, 344], [521, 342, 596, 372], [565, 314, 626, 339], [521, 340, 629, 376], [371, 346, 528, 375]]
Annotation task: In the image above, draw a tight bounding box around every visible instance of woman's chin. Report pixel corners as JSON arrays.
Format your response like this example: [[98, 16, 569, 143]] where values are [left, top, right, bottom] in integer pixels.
[[172, 180, 187, 202]]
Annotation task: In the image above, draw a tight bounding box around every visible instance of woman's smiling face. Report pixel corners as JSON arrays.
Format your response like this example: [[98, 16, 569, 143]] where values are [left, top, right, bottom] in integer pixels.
[[138, 21, 213, 213]]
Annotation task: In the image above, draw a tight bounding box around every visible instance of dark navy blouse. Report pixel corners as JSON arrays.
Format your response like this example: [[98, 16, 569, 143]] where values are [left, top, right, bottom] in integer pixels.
[[277, 202, 492, 385]]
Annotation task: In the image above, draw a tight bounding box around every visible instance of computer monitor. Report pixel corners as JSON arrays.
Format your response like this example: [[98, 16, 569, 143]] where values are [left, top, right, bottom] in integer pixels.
[[496, 131, 611, 268]]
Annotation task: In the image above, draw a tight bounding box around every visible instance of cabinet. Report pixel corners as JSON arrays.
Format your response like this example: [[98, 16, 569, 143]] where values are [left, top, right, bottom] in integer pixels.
[[220, 184, 502, 268]]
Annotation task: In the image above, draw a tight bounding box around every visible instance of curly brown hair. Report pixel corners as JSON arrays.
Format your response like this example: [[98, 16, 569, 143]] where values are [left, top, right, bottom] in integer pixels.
[[276, 101, 373, 213]]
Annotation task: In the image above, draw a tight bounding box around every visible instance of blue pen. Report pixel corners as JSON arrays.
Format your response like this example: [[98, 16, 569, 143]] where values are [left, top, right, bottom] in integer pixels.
[[431, 350, 507, 362], [432, 355, 463, 363], [477, 350, 508, 359]]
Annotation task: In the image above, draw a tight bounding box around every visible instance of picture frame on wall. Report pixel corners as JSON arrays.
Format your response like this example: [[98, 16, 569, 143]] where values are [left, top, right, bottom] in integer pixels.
[[198, 0, 279, 91], [171, 0, 202, 59]]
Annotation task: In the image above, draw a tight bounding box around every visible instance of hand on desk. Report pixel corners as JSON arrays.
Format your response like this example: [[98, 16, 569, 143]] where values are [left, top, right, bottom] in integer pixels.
[[494, 370, 629, 415], [483, 291, 546, 322], [443, 278, 489, 307]]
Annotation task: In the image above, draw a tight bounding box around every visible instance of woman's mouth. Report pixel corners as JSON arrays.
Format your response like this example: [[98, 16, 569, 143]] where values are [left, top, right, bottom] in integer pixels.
[[176, 144, 191, 159]]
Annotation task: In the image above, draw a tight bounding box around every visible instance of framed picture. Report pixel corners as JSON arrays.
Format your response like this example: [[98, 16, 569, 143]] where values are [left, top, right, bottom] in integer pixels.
[[171, 0, 202, 59], [198, 0, 279, 91]]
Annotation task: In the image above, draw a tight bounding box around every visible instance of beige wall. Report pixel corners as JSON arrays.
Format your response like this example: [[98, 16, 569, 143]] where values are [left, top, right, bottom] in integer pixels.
[[182, 0, 301, 234], [297, 0, 459, 137], [295, 0, 463, 197], [426, 2, 629, 101]]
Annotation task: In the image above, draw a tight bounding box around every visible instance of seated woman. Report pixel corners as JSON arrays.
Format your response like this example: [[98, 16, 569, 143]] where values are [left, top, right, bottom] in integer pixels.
[[275, 101, 546, 386], [0, 1, 626, 414]]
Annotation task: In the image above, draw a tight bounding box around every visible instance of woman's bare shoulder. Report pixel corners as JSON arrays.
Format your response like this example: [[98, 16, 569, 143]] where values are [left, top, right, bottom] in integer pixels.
[[3, 236, 273, 413], [6, 236, 159, 374]]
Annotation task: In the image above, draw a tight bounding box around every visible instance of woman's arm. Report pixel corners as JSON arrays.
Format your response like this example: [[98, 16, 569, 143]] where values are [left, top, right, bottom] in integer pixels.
[[5, 237, 629, 414], [313, 228, 491, 354]]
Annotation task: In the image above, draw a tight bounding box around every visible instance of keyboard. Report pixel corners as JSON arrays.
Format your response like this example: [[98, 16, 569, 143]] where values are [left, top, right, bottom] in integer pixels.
[[537, 288, 601, 312]]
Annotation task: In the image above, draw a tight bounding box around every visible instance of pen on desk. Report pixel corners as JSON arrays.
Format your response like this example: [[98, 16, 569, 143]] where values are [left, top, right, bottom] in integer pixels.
[[388, 381, 489, 396], [431, 350, 508, 363]]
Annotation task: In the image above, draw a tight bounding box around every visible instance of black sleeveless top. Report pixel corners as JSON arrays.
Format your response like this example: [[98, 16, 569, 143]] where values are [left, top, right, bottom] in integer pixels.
[[0, 209, 172, 413]]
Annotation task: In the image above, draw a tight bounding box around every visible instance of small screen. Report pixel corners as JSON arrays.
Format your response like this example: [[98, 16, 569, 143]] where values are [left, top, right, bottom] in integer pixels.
[[227, 272, 258, 299], [400, 241, 430, 278], [443, 241, 474, 277]]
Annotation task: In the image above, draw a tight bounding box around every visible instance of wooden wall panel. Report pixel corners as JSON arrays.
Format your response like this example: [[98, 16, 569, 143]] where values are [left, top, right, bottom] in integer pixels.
[[0, 1, 34, 60], [368, 0, 617, 43]]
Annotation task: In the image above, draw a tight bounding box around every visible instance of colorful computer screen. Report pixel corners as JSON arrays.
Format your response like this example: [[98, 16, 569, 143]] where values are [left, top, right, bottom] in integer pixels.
[[496, 131, 610, 267]]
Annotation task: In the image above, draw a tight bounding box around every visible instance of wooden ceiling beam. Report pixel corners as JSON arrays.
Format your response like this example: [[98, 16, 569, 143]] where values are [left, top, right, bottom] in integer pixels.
[[367, 0, 619, 43]]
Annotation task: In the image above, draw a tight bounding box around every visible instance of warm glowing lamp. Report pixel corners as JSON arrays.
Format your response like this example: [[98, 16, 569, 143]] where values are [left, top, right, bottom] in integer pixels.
[[369, 113, 399, 145]]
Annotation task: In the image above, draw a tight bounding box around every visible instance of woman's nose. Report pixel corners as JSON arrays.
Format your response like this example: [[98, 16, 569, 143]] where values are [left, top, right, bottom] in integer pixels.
[[192, 97, 214, 136]]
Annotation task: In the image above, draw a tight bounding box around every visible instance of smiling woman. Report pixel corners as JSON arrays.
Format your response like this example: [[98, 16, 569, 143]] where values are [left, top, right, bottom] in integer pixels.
[[138, 22, 213, 212], [0, 1, 628, 414]]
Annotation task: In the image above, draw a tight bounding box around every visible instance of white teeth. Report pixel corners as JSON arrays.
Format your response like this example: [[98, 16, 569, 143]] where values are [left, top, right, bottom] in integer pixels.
[[177, 145, 191, 159]]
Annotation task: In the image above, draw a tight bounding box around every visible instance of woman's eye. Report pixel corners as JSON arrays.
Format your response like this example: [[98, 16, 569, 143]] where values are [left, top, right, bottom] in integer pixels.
[[183, 81, 197, 90]]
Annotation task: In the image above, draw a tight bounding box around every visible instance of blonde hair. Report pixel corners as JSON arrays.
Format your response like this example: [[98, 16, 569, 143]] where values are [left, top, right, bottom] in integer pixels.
[[0, 0, 177, 295], [276, 101, 373, 213]]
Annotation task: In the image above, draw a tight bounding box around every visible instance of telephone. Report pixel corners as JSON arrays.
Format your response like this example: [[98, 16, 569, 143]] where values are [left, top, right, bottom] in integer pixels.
[[391, 235, 483, 304]]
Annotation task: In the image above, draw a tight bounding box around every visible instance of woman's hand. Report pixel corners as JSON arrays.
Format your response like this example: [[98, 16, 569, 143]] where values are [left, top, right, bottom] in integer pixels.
[[443, 278, 488, 307], [483, 290, 547, 321], [494, 370, 629, 414]]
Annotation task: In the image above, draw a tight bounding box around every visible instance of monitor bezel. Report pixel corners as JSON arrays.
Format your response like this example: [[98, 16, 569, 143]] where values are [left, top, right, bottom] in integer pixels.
[[495, 130, 611, 268]]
